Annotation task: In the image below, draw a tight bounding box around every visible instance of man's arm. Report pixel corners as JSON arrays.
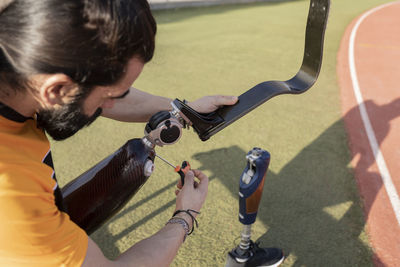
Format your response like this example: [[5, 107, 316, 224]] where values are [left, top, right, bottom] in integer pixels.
[[83, 218, 189, 267], [101, 87, 238, 122], [81, 170, 208, 267], [101, 88, 172, 122]]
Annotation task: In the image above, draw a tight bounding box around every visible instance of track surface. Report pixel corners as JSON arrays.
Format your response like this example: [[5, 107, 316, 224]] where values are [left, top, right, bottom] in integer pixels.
[[338, 1, 400, 266]]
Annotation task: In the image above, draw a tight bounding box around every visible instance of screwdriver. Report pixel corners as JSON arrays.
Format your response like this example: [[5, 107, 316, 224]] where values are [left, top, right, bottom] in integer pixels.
[[155, 154, 191, 186]]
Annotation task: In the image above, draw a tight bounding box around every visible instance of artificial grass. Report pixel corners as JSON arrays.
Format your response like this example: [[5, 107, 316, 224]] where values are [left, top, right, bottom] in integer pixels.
[[51, 0, 393, 266]]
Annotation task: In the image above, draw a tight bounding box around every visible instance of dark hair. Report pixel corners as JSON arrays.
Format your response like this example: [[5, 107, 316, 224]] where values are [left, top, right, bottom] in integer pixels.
[[0, 0, 156, 95]]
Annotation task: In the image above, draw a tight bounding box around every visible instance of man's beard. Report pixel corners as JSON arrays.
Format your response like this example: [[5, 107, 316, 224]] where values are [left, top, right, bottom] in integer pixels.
[[36, 95, 102, 141]]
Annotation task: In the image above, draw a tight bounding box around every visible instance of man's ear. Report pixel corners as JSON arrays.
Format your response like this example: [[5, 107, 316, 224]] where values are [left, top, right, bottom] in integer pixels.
[[38, 74, 79, 108]]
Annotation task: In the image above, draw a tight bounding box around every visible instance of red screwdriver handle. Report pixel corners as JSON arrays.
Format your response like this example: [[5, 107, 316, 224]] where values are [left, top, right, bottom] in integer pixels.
[[176, 161, 191, 186]]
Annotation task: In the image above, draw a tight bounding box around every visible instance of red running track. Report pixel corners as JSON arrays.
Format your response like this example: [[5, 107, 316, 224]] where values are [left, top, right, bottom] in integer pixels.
[[337, 1, 400, 266]]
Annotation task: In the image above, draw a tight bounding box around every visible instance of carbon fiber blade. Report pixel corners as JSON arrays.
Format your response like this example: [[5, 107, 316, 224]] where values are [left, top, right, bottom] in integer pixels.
[[188, 0, 330, 141]]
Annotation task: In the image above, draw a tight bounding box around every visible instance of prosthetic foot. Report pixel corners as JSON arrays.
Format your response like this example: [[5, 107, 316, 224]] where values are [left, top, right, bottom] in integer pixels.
[[225, 148, 284, 267]]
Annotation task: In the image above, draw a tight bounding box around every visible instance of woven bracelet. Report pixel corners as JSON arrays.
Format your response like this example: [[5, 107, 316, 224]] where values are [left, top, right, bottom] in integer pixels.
[[166, 217, 190, 242], [173, 209, 200, 235]]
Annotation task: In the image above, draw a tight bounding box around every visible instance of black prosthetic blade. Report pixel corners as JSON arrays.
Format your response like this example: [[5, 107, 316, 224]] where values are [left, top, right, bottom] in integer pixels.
[[181, 0, 330, 141]]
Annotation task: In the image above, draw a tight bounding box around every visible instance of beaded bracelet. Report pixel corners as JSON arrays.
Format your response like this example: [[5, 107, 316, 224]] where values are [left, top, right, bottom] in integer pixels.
[[166, 217, 190, 242], [173, 209, 200, 235]]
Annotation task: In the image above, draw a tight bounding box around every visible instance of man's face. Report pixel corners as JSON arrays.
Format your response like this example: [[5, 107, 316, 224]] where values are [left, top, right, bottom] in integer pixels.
[[37, 57, 145, 141], [36, 92, 102, 141]]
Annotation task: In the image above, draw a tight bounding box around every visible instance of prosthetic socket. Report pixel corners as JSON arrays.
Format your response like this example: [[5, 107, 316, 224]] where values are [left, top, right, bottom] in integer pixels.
[[61, 108, 184, 235], [61, 139, 155, 235]]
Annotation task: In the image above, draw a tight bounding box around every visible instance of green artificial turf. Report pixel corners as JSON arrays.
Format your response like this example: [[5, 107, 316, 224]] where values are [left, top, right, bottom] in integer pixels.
[[51, 0, 393, 266]]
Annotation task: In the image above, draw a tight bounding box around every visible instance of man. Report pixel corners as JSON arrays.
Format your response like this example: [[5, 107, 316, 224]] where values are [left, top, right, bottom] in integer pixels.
[[0, 0, 284, 266], [0, 0, 239, 265]]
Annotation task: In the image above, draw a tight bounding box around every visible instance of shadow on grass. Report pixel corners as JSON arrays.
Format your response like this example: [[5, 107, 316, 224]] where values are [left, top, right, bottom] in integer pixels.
[[90, 99, 400, 265], [192, 99, 400, 266], [192, 128, 370, 266], [90, 179, 178, 258]]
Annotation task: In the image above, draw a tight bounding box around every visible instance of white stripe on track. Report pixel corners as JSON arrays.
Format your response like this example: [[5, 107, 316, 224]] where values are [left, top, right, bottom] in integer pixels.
[[349, 0, 400, 227]]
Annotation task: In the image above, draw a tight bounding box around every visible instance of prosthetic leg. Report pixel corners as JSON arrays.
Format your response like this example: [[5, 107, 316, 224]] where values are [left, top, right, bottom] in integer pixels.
[[61, 138, 155, 235], [226, 148, 284, 267], [60, 108, 187, 235]]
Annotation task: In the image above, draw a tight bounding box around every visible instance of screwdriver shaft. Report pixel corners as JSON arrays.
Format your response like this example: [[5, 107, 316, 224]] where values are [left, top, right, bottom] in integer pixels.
[[155, 154, 176, 169]]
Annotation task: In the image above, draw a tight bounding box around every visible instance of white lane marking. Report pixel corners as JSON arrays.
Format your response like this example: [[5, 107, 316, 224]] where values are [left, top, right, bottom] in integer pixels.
[[349, 0, 400, 227]]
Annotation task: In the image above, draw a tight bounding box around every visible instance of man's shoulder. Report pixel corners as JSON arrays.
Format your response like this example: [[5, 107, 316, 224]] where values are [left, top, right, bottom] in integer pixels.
[[0, 118, 51, 166], [0, 161, 54, 193]]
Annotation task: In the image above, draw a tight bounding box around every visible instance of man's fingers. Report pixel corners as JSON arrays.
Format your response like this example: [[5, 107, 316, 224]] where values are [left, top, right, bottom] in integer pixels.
[[177, 170, 195, 189], [182, 171, 195, 187], [177, 170, 208, 192], [192, 169, 209, 191], [187, 95, 237, 113], [212, 95, 238, 106], [176, 180, 183, 189], [192, 169, 207, 181]]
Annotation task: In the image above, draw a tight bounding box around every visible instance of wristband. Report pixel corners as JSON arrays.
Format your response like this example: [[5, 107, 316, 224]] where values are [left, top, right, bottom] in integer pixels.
[[173, 209, 200, 235], [166, 216, 190, 242]]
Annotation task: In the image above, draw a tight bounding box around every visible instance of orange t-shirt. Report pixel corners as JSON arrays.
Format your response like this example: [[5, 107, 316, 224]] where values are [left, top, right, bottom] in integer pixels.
[[0, 104, 88, 266]]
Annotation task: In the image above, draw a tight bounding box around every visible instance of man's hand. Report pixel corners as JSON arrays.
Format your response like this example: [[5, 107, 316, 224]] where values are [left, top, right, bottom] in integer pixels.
[[83, 169, 209, 267], [187, 95, 238, 113], [175, 170, 208, 215], [102, 89, 238, 122]]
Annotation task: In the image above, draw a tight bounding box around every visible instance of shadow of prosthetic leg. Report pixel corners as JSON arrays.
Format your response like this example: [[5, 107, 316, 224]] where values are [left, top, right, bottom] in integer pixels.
[[226, 148, 284, 267]]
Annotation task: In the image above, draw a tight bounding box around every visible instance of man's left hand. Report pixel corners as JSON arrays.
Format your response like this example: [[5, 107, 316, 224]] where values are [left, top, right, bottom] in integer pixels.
[[187, 95, 238, 113]]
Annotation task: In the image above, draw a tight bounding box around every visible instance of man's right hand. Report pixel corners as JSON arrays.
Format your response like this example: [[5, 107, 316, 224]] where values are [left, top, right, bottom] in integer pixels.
[[174, 169, 209, 217], [83, 170, 209, 267]]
